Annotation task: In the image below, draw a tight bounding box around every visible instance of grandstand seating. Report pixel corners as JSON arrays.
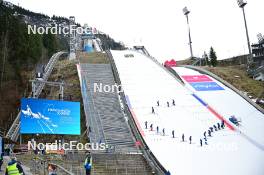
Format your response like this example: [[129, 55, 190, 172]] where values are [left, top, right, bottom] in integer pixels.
[[80, 64, 138, 153]]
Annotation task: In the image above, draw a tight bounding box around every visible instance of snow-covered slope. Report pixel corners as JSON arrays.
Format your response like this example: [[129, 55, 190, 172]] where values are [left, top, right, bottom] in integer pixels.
[[173, 67, 264, 147], [111, 50, 264, 175]]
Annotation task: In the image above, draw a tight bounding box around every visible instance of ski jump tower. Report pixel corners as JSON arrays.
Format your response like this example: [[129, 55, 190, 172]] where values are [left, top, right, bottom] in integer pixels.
[[69, 16, 76, 60]]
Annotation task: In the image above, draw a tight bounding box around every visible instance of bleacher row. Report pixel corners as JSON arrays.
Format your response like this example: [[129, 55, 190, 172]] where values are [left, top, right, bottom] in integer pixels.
[[80, 64, 138, 153]]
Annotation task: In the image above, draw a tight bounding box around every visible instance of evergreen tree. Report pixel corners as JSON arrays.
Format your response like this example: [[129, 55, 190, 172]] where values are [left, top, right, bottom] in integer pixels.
[[209, 47, 218, 67], [203, 51, 210, 66], [43, 31, 58, 57]]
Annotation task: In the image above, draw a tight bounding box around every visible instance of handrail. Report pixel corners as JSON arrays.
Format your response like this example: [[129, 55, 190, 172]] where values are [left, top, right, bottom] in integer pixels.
[[183, 65, 264, 114], [49, 162, 75, 175], [33, 156, 74, 175], [106, 50, 167, 175]]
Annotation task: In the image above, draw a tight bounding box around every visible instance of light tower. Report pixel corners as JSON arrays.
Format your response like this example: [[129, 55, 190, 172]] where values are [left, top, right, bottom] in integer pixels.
[[69, 16, 76, 60], [237, 0, 252, 65], [183, 6, 194, 59]]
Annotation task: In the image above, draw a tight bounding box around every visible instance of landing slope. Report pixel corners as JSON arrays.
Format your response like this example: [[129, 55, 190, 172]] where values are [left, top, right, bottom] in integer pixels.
[[111, 50, 264, 175]]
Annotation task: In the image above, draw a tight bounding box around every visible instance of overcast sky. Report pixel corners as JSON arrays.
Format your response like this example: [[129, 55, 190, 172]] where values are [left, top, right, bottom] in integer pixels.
[[7, 0, 264, 61]]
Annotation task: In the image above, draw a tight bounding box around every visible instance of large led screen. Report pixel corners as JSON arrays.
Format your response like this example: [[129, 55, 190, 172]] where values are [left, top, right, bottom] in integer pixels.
[[20, 98, 80, 135]]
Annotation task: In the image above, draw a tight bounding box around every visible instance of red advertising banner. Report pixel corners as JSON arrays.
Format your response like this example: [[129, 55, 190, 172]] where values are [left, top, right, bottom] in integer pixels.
[[164, 59, 177, 67], [181, 75, 212, 83]]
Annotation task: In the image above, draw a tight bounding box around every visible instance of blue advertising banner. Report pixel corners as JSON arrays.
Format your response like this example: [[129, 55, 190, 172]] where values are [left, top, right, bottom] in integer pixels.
[[20, 98, 80, 135], [190, 82, 224, 91]]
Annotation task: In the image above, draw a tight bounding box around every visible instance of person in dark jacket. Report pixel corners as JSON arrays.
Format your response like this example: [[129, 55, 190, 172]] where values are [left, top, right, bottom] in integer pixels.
[[162, 128, 165, 136], [200, 139, 203, 147], [221, 120, 225, 129], [172, 99, 175, 106], [208, 130, 211, 137], [157, 101, 160, 106], [5, 157, 24, 175], [172, 130, 175, 138], [151, 107, 155, 114], [203, 131, 207, 139], [182, 134, 185, 142], [156, 126, 159, 134], [204, 137, 208, 145], [145, 121, 148, 129], [217, 123, 221, 130], [167, 102, 170, 107], [150, 124, 153, 131], [213, 125, 217, 131], [189, 136, 192, 144]]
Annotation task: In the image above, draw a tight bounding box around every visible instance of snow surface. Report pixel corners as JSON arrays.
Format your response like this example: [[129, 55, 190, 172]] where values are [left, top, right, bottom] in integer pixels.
[[173, 67, 264, 146], [111, 50, 264, 175]]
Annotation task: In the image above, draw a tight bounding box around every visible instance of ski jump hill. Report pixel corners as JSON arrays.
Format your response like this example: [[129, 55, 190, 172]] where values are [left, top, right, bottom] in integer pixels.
[[109, 49, 264, 175]]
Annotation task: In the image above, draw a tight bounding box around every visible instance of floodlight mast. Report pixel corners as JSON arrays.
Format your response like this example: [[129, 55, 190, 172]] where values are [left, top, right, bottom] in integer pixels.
[[183, 7, 194, 59], [237, 0, 253, 66]]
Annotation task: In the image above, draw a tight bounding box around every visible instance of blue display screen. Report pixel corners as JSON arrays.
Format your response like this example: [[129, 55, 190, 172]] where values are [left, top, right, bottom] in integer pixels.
[[20, 98, 80, 135]]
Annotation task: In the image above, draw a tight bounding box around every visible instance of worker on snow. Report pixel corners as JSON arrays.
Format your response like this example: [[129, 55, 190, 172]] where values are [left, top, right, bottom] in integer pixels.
[[204, 137, 208, 145], [208, 130, 212, 137], [217, 123, 221, 130], [182, 134, 185, 142], [172, 99, 175, 106], [172, 130, 175, 138], [152, 107, 155, 114], [189, 136, 192, 144], [221, 120, 225, 129], [203, 131, 207, 139], [213, 125, 217, 131], [145, 121, 148, 129]]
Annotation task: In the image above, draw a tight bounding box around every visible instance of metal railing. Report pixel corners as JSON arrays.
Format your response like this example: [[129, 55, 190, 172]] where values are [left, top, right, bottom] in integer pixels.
[[31, 156, 75, 175], [5, 51, 67, 142]]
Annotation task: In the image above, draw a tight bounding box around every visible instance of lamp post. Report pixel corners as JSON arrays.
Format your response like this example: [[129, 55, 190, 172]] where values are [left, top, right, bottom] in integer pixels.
[[237, 0, 252, 65], [183, 7, 194, 59]]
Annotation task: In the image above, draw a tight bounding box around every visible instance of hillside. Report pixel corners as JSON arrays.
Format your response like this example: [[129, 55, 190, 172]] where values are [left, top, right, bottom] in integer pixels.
[[21, 58, 88, 143], [176, 57, 263, 109], [203, 65, 264, 108], [0, 0, 123, 135], [0, 1, 69, 133]]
